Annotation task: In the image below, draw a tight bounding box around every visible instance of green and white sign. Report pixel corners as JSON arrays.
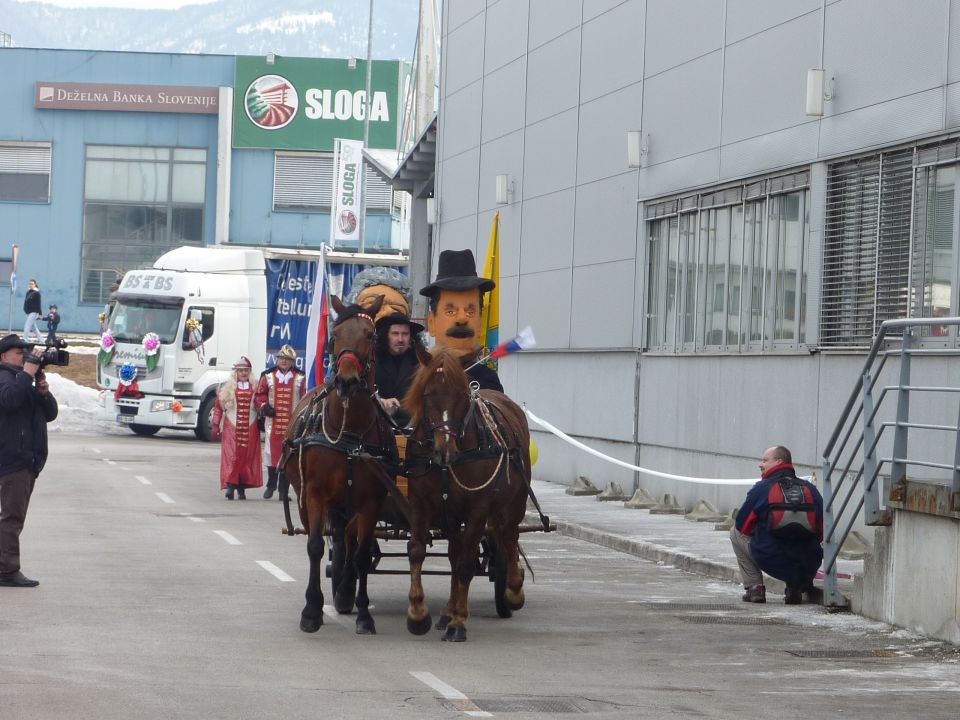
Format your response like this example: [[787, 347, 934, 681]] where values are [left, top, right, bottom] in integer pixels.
[[233, 56, 405, 151]]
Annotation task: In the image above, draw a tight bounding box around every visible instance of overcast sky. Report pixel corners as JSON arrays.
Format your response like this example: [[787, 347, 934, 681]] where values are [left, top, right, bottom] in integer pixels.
[[15, 0, 218, 8]]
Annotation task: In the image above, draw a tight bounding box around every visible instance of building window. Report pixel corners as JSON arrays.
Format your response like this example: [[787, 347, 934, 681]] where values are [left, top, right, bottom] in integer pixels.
[[819, 138, 960, 347], [645, 171, 809, 353], [273, 151, 394, 213], [80, 146, 206, 305], [0, 141, 52, 202]]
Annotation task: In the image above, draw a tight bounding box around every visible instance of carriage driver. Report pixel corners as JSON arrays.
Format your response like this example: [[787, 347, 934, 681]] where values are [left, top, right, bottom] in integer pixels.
[[255, 344, 307, 500], [420, 249, 503, 393]]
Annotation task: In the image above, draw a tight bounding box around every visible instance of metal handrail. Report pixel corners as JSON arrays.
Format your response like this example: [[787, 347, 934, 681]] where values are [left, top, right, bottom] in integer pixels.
[[820, 316, 960, 607]]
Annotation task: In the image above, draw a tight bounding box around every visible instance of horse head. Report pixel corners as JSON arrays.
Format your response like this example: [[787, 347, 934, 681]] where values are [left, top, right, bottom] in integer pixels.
[[407, 345, 472, 465], [330, 294, 383, 398]]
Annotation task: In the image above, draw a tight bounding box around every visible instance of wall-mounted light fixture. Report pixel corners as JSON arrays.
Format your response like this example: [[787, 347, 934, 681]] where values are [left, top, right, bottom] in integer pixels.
[[426, 197, 437, 225], [495, 174, 514, 205], [266, 52, 276, 66], [805, 68, 835, 117], [627, 130, 649, 168], [347, 57, 358, 70]]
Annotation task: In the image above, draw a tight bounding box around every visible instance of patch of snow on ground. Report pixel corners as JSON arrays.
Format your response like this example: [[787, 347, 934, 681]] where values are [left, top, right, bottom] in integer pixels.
[[44, 371, 127, 435]]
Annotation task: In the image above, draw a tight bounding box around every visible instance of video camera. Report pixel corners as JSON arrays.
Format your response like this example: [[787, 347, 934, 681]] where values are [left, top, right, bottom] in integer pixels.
[[26, 339, 70, 368]]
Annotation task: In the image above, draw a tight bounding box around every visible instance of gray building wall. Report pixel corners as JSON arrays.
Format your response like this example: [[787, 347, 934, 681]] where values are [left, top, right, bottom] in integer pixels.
[[432, 0, 960, 508]]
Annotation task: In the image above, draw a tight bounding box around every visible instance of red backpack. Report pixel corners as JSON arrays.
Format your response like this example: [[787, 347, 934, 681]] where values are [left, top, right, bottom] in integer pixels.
[[767, 479, 819, 539]]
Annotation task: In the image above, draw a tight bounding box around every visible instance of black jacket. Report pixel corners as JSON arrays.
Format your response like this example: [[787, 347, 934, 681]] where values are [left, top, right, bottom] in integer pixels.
[[0, 363, 58, 476], [23, 288, 42, 315], [375, 346, 419, 426], [461, 350, 504, 393]]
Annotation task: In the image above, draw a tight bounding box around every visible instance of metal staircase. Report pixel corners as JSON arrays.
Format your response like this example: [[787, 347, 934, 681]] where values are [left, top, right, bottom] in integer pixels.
[[820, 317, 960, 607]]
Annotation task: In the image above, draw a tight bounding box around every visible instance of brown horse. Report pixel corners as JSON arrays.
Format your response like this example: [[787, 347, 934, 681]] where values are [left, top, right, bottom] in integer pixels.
[[281, 295, 398, 635], [403, 347, 531, 641]]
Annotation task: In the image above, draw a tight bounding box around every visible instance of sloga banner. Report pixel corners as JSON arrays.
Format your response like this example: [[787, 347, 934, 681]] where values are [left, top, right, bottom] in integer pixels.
[[265, 259, 363, 371]]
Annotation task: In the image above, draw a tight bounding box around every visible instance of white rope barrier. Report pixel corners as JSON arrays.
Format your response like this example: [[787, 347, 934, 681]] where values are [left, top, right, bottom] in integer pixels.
[[524, 408, 757, 486]]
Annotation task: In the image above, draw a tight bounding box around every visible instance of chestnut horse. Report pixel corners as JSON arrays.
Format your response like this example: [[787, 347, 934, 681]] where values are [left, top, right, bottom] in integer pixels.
[[403, 347, 531, 641], [281, 295, 398, 635]]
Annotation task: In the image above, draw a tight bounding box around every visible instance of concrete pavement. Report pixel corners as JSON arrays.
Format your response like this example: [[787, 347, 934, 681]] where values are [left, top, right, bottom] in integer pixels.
[[527, 478, 863, 606]]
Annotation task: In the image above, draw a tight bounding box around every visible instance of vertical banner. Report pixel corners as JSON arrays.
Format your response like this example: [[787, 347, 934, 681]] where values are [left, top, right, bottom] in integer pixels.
[[304, 247, 328, 390], [265, 258, 317, 371], [330, 138, 364, 246], [480, 212, 500, 369]]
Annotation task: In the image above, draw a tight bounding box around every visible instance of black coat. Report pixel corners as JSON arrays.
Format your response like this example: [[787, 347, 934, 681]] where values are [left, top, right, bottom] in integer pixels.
[[23, 289, 41, 315], [0, 363, 58, 476], [465, 359, 504, 393], [375, 347, 418, 426]]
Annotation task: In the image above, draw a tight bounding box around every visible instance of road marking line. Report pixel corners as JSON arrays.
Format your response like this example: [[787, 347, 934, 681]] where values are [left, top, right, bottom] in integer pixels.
[[322, 605, 355, 629], [213, 530, 243, 545], [179, 513, 204, 523], [155, 492, 175, 504], [104, 459, 116, 465], [257, 560, 295, 582], [121, 466, 131, 471], [136, 475, 151, 485], [410, 672, 491, 717], [90, 448, 101, 454]]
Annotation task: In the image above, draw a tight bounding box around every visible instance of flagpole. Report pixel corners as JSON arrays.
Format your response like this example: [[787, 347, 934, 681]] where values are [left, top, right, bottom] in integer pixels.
[[359, 0, 374, 253]]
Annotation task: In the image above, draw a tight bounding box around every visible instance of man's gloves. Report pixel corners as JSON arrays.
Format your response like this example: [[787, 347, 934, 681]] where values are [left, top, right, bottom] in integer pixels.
[[260, 403, 275, 417]]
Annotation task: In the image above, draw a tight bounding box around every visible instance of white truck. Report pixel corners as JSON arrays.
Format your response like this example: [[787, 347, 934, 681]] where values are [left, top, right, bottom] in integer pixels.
[[97, 245, 407, 440]]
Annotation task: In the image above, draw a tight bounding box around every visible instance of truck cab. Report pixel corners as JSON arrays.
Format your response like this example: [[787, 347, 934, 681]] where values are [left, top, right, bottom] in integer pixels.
[[97, 247, 267, 440]]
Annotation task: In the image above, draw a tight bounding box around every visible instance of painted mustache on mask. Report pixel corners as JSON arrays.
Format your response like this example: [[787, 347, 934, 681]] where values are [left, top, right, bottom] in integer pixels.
[[446, 327, 475, 338]]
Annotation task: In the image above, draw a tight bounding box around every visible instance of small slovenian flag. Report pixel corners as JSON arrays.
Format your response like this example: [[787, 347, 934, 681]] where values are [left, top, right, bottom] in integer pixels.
[[489, 326, 536, 360]]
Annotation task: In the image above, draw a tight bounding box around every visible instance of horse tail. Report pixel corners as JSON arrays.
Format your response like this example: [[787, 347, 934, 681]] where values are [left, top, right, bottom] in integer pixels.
[[518, 543, 534, 583]]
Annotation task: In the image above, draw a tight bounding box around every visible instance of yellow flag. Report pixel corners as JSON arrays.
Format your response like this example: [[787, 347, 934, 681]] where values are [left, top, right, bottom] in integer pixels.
[[480, 212, 500, 366]]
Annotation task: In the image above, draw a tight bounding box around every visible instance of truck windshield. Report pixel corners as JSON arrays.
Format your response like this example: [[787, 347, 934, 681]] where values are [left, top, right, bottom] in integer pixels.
[[108, 300, 184, 344]]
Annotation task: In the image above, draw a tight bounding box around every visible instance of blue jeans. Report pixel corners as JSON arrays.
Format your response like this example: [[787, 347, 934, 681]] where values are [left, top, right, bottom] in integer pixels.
[[23, 312, 42, 343]]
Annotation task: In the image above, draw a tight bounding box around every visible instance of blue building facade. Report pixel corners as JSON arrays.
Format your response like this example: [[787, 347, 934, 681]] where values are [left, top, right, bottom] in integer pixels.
[[0, 47, 404, 333]]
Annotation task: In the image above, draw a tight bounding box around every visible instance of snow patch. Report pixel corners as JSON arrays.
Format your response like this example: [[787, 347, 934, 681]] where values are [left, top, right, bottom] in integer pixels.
[[236, 12, 335, 35]]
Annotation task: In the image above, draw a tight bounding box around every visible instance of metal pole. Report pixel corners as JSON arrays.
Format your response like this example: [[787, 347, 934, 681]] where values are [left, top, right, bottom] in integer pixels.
[[359, 0, 374, 254]]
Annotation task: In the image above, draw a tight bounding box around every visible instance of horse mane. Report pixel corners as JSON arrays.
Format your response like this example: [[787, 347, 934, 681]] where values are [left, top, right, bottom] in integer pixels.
[[404, 347, 469, 426]]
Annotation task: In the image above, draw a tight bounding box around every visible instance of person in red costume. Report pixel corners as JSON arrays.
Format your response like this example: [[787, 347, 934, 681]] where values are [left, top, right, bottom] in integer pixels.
[[212, 356, 263, 500], [254, 344, 306, 500]]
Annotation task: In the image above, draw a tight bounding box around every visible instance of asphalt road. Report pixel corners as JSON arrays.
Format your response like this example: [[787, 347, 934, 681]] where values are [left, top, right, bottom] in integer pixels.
[[2, 431, 958, 720]]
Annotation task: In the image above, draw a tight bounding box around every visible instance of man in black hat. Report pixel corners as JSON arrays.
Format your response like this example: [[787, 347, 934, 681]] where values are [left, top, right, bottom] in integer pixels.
[[0, 333, 58, 588], [374, 312, 424, 427], [420, 249, 504, 393]]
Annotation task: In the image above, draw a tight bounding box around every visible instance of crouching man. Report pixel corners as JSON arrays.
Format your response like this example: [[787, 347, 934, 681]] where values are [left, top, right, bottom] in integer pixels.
[[730, 445, 824, 605]]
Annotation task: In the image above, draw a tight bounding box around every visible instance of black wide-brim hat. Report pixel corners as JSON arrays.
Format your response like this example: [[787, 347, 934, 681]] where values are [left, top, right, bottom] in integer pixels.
[[375, 312, 425, 336], [0, 334, 33, 355], [419, 249, 496, 298]]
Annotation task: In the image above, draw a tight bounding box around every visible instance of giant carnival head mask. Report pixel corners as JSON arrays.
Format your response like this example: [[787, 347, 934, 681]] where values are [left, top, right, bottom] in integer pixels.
[[346, 266, 411, 323], [420, 249, 495, 356]]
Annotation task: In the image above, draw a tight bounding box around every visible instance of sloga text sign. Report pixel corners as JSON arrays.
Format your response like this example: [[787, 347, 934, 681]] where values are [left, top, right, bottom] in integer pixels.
[[233, 56, 404, 151]]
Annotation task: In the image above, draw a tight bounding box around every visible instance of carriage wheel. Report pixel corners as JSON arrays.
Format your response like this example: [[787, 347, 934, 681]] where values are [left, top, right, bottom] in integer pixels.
[[490, 540, 513, 619]]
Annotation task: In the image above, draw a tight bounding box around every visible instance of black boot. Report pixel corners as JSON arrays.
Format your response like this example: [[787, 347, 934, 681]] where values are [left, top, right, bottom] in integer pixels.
[[225, 485, 235, 500], [237, 486, 246, 500], [263, 467, 277, 499]]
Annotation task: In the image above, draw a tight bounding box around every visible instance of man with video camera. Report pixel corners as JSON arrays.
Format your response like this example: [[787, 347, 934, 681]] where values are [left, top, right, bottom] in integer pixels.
[[0, 333, 58, 588]]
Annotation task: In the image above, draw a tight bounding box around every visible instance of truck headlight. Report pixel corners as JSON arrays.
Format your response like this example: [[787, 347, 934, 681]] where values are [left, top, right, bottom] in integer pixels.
[[150, 399, 172, 413]]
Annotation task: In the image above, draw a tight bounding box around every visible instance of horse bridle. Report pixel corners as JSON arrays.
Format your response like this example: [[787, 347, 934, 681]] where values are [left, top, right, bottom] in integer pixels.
[[333, 312, 376, 388]]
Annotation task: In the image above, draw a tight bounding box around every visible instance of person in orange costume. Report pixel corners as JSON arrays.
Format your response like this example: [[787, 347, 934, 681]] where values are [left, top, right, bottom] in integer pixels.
[[419, 249, 503, 392], [212, 356, 263, 500]]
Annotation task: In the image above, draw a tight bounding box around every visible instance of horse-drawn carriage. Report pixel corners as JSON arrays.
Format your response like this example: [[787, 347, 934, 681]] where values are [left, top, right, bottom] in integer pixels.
[[279, 296, 552, 642]]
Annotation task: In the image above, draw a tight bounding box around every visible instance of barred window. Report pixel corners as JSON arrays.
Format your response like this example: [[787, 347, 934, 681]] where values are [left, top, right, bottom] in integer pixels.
[[274, 151, 393, 212], [645, 171, 809, 353], [0, 141, 52, 202]]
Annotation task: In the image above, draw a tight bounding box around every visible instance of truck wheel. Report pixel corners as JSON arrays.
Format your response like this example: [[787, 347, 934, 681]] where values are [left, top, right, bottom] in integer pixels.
[[194, 395, 216, 442], [130, 424, 160, 437]]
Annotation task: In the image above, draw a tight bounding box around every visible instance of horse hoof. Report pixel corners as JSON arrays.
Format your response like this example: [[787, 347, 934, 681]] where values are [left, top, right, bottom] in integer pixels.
[[506, 589, 525, 611], [356, 619, 377, 635], [442, 625, 467, 642], [299, 615, 323, 633], [334, 593, 356, 615], [407, 614, 432, 636], [434, 614, 451, 631]]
